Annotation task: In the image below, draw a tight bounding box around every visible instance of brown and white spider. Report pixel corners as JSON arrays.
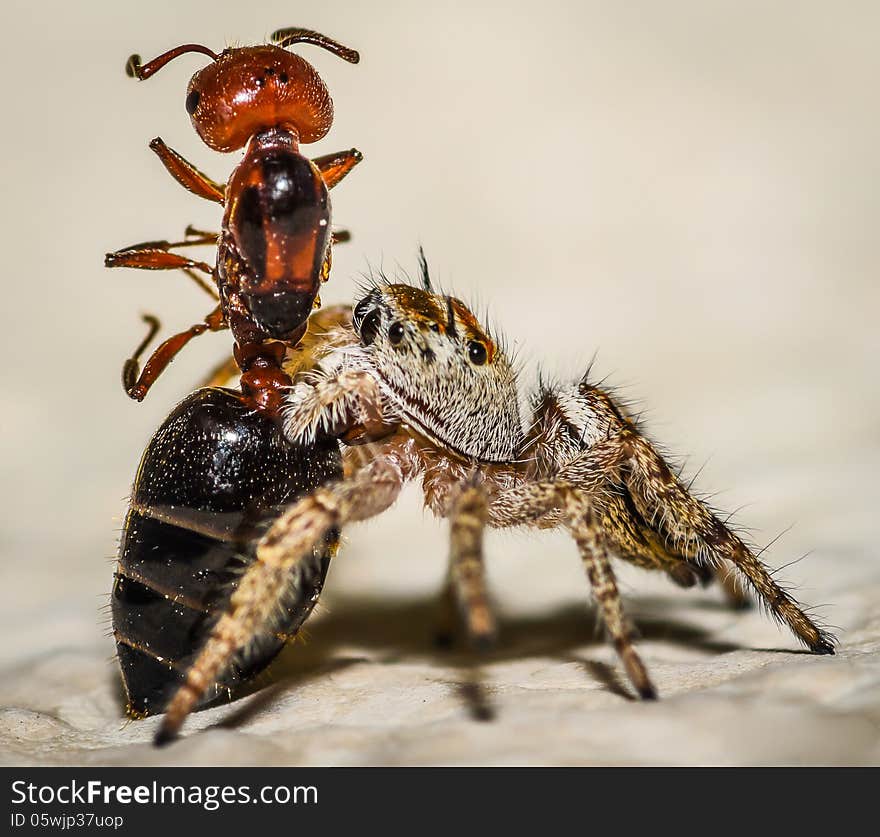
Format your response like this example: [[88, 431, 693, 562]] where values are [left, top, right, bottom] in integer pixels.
[[156, 264, 836, 743]]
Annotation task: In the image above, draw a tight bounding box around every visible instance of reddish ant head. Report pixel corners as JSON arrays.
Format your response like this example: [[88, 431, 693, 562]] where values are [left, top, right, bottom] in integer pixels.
[[186, 46, 331, 151], [127, 28, 359, 153]]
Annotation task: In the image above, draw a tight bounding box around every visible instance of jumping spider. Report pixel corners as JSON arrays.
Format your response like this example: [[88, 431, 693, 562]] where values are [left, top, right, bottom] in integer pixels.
[[156, 263, 836, 743]]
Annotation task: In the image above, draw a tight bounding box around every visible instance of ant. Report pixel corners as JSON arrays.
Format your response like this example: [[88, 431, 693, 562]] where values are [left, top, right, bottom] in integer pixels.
[[105, 27, 362, 414], [106, 28, 361, 720]]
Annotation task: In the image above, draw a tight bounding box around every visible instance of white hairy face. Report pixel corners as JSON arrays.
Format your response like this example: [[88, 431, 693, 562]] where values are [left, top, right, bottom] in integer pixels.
[[351, 284, 523, 462]]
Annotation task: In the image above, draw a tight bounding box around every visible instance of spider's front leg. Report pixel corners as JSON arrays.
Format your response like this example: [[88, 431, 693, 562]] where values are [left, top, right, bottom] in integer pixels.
[[155, 452, 409, 744]]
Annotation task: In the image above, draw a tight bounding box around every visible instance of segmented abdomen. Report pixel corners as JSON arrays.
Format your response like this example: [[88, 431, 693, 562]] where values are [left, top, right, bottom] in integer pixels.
[[112, 387, 341, 718]]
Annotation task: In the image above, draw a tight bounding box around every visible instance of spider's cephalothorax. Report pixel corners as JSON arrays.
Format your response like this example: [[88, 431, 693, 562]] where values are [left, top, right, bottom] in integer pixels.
[[289, 282, 523, 462], [154, 270, 836, 743]]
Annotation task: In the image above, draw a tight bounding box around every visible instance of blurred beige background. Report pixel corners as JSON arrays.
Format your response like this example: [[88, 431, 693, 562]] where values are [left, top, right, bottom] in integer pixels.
[[1, 0, 878, 764]]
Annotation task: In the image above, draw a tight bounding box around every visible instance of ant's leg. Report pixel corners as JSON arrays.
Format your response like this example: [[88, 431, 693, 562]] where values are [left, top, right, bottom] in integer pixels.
[[331, 229, 351, 245], [155, 451, 412, 744], [149, 137, 225, 203], [122, 314, 162, 394], [183, 225, 219, 242], [105, 245, 214, 274], [105, 241, 218, 299], [445, 484, 496, 650], [313, 148, 363, 189], [123, 305, 226, 401]]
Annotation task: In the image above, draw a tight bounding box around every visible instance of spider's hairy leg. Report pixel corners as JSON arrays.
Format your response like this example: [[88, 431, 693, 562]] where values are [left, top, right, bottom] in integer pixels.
[[154, 454, 410, 745], [445, 483, 496, 650], [488, 473, 655, 700], [622, 433, 836, 654], [716, 566, 752, 609], [565, 490, 657, 699], [602, 488, 751, 606]]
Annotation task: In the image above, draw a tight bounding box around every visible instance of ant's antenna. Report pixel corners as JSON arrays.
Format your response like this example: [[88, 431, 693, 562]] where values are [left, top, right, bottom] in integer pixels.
[[126, 44, 219, 80], [271, 28, 360, 64]]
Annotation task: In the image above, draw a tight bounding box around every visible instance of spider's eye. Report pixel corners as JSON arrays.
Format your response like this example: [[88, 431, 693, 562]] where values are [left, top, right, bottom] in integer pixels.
[[185, 89, 201, 115], [429, 322, 441, 333], [388, 322, 405, 345], [468, 341, 488, 365], [358, 309, 381, 346]]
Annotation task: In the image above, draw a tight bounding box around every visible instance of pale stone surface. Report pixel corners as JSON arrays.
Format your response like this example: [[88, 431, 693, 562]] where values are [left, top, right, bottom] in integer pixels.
[[2, 487, 879, 765], [2, 2, 878, 766]]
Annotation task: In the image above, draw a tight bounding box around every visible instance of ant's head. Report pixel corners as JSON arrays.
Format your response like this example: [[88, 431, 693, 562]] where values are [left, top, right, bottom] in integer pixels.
[[126, 28, 359, 152]]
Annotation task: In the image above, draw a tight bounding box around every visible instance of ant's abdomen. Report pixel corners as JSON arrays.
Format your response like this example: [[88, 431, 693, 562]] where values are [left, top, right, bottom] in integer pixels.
[[112, 387, 341, 718]]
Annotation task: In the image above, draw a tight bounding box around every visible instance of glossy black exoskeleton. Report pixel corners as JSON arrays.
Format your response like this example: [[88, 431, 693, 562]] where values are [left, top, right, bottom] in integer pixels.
[[112, 388, 341, 718]]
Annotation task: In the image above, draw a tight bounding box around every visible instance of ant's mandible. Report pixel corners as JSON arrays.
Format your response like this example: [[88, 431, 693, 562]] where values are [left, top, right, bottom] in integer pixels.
[[105, 27, 363, 415]]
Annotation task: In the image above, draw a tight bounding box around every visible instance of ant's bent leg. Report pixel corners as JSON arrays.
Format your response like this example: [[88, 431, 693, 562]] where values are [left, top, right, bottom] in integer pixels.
[[149, 137, 225, 203], [105, 239, 219, 299], [105, 244, 214, 275], [446, 484, 496, 650], [313, 148, 363, 190], [124, 305, 226, 401], [155, 453, 410, 744], [622, 433, 836, 654]]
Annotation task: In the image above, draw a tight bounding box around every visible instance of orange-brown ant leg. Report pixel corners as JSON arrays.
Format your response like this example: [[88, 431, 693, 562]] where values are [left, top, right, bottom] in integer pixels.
[[184, 225, 219, 241], [122, 314, 162, 394], [313, 148, 363, 189], [105, 245, 214, 274], [105, 240, 218, 299], [149, 137, 226, 203], [124, 305, 226, 401]]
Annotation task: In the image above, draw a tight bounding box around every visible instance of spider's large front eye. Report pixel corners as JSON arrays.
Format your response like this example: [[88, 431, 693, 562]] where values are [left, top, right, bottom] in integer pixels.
[[468, 340, 488, 365], [388, 322, 405, 345], [358, 309, 381, 346]]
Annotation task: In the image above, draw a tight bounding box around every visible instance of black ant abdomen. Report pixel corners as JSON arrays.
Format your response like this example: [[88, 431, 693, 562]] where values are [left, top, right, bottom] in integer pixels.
[[112, 387, 341, 718]]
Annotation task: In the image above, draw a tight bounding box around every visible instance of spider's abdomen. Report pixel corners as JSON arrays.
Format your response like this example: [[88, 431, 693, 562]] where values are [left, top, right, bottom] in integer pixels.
[[112, 387, 341, 718]]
